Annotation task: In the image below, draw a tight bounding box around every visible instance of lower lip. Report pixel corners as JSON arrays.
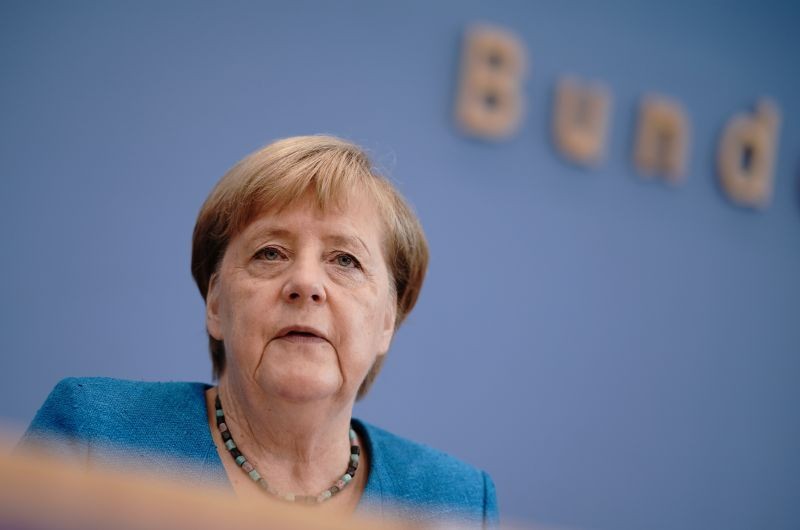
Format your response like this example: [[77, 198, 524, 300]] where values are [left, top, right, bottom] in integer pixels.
[[278, 334, 327, 344]]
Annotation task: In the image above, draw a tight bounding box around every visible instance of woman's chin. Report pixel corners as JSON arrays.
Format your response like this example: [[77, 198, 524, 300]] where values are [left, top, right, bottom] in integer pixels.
[[259, 370, 342, 403]]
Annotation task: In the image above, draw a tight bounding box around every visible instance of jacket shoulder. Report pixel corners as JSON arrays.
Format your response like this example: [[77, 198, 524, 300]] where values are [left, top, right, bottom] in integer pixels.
[[20, 377, 211, 460], [357, 420, 498, 525]]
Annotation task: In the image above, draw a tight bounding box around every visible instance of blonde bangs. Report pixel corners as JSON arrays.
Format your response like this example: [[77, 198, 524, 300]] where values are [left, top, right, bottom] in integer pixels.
[[220, 137, 384, 239]]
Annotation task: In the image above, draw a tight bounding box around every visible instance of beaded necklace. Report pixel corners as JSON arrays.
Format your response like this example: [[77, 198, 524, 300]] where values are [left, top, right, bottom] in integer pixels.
[[214, 395, 360, 504]]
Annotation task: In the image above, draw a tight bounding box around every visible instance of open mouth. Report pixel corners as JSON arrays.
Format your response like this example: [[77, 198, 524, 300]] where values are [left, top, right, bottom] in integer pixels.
[[277, 327, 328, 343], [285, 331, 320, 338]]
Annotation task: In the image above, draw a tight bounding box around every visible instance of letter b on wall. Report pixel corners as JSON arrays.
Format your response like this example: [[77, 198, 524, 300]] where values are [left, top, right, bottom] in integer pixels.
[[455, 25, 527, 140]]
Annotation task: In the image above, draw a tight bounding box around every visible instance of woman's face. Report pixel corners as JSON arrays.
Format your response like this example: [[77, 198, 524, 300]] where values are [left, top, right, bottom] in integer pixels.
[[206, 189, 396, 405]]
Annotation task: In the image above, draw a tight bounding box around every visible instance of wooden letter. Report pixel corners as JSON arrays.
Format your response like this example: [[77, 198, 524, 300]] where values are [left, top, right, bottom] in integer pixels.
[[633, 95, 690, 183], [454, 25, 527, 140], [552, 77, 611, 166], [717, 99, 781, 208]]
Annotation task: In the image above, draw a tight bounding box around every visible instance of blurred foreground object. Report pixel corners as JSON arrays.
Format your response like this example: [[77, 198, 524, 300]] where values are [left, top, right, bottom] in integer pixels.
[[2, 444, 419, 530]]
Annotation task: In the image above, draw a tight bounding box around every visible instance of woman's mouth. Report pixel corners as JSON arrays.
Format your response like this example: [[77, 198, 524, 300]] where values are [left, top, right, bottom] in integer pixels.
[[275, 326, 329, 344], [279, 331, 327, 343]]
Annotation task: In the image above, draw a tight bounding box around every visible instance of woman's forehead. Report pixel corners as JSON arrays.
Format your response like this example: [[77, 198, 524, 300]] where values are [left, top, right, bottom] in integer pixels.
[[237, 192, 384, 247]]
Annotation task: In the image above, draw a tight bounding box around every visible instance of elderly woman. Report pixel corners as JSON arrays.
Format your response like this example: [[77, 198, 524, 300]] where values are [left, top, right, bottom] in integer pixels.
[[21, 136, 498, 524]]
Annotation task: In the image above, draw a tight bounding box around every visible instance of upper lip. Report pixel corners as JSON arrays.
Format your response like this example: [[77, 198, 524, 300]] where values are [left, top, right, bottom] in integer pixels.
[[275, 325, 329, 341]]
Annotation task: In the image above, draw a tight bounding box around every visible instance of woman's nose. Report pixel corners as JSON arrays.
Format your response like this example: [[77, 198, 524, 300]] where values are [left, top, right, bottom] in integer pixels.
[[280, 258, 327, 304]]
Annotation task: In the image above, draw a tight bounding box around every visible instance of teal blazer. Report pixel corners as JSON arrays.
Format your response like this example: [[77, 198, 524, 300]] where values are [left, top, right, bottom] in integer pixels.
[[21, 377, 498, 526]]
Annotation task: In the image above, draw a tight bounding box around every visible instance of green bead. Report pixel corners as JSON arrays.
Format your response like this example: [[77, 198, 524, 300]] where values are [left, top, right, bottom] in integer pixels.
[[350, 454, 359, 463], [215, 409, 224, 417], [349, 429, 356, 441], [249, 469, 261, 481], [235, 456, 246, 465], [342, 474, 352, 483], [225, 439, 236, 450]]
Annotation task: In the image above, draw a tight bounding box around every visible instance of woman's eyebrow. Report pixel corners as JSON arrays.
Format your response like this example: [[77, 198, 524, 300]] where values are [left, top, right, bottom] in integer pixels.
[[245, 227, 371, 257], [326, 234, 372, 258], [245, 227, 293, 245]]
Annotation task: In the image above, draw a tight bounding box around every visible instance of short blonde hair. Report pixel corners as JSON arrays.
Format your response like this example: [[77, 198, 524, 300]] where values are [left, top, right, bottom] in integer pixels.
[[191, 135, 429, 399]]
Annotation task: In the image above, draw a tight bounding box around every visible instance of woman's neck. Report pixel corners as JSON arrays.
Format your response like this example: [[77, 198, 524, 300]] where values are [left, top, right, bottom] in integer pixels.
[[214, 377, 356, 496]]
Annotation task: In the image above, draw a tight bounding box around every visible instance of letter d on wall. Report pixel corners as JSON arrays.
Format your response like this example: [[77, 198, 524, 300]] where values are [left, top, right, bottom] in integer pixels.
[[717, 99, 781, 209], [455, 25, 527, 140]]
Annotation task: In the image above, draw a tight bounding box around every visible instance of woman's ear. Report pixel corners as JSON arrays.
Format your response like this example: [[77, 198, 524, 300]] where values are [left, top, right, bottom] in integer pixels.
[[206, 272, 224, 341], [377, 299, 397, 356]]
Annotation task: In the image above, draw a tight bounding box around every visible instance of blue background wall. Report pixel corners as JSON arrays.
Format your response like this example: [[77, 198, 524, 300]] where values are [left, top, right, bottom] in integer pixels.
[[1, 2, 799, 529]]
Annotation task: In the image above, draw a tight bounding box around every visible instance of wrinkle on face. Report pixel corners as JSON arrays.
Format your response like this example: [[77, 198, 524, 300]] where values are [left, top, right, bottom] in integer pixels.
[[206, 189, 396, 405]]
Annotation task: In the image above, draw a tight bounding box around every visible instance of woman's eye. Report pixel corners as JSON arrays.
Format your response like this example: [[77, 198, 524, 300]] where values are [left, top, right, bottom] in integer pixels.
[[335, 253, 360, 269], [257, 247, 283, 261]]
